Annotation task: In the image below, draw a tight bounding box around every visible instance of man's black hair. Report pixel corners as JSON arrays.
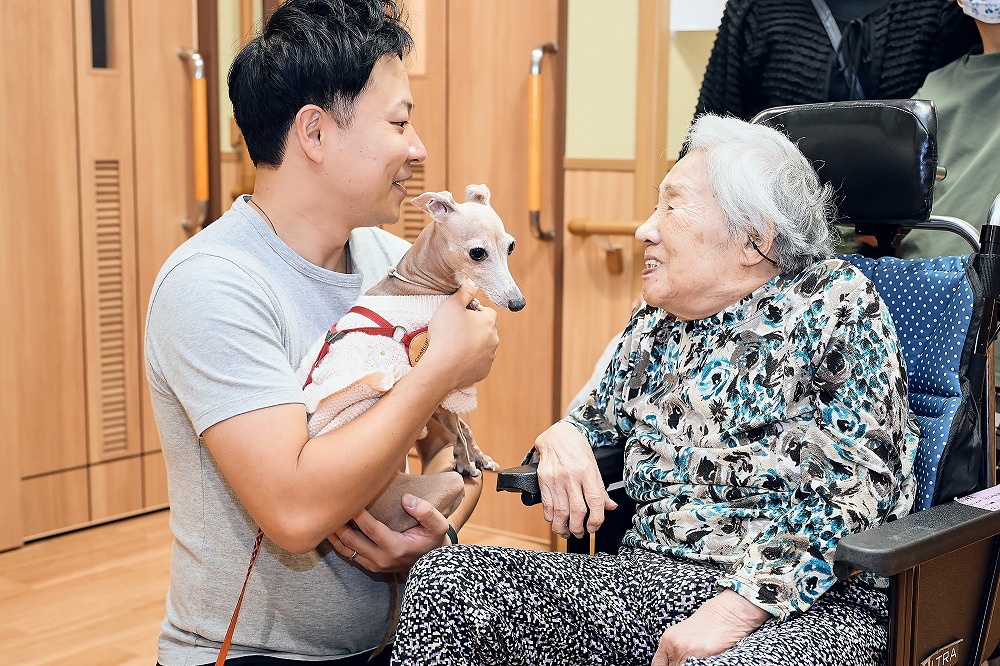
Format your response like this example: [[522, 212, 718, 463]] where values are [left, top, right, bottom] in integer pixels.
[[229, 0, 413, 168]]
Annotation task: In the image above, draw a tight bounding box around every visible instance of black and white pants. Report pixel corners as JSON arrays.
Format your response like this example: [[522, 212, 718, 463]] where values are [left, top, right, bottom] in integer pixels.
[[391, 545, 888, 666]]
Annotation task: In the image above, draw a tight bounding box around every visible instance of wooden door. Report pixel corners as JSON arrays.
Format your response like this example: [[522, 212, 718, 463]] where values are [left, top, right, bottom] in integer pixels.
[[132, 0, 199, 510], [0, 0, 196, 549], [447, 0, 565, 544], [74, 0, 145, 523], [0, 0, 87, 550]]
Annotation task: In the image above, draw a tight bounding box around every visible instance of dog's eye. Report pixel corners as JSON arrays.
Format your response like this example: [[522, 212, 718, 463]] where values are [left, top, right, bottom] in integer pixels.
[[469, 247, 487, 261], [507, 241, 515, 256]]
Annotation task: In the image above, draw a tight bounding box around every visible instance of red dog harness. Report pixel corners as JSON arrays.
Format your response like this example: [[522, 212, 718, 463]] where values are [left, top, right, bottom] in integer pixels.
[[302, 305, 429, 387]]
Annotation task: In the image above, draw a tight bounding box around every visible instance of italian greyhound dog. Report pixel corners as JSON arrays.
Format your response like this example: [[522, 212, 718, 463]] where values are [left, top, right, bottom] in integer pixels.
[[296, 182, 525, 491]]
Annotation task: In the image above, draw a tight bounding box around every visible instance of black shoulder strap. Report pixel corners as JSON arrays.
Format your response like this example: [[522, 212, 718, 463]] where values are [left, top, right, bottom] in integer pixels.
[[809, 0, 866, 99]]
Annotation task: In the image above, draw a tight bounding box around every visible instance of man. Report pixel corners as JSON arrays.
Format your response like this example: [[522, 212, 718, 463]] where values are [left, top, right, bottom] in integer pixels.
[[145, 1, 499, 664]]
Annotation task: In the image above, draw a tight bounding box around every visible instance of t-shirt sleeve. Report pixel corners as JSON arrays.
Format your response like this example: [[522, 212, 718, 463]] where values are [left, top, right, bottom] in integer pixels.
[[145, 253, 305, 435]]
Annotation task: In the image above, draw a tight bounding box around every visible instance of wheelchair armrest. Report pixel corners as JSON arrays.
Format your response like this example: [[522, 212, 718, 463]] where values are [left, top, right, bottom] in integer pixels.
[[496, 444, 627, 507], [833, 500, 1000, 579]]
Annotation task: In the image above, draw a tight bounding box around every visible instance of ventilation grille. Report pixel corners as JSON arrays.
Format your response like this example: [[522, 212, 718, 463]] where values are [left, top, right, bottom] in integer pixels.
[[400, 162, 427, 241], [93, 160, 128, 454]]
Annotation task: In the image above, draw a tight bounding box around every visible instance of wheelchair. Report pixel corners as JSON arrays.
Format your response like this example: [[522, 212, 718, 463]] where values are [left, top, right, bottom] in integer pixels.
[[499, 100, 1000, 666]]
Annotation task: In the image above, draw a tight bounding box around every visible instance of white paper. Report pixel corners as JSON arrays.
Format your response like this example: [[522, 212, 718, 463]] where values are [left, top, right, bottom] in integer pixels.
[[670, 0, 726, 32], [955, 485, 1000, 511]]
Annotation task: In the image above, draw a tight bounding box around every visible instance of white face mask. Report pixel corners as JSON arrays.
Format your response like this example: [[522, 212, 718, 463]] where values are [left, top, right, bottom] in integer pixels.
[[957, 0, 1000, 23]]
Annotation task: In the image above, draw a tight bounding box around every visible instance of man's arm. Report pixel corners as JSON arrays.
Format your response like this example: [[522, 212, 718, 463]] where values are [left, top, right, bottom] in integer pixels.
[[203, 281, 498, 554]]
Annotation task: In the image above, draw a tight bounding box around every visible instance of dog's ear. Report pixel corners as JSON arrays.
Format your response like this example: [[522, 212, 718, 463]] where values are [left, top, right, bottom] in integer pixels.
[[411, 190, 459, 219], [465, 184, 491, 205]]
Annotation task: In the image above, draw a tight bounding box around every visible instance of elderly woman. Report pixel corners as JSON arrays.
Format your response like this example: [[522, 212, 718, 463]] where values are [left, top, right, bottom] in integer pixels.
[[390, 114, 918, 666]]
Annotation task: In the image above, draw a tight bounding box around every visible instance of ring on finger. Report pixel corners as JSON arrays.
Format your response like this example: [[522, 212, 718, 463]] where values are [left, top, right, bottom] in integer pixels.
[[349, 550, 358, 561]]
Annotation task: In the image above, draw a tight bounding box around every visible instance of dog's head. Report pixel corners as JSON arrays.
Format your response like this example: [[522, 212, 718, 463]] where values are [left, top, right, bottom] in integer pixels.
[[411, 184, 525, 312]]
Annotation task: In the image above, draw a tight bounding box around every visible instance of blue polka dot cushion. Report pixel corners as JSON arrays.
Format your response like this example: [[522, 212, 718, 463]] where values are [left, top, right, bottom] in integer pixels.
[[840, 254, 984, 511]]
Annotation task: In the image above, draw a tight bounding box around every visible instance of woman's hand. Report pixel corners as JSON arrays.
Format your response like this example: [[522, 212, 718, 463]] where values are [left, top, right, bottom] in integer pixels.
[[534, 421, 617, 539], [652, 589, 771, 665], [328, 493, 449, 574]]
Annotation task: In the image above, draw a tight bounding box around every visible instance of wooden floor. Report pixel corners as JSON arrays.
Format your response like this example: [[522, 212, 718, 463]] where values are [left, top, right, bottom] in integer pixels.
[[0, 510, 550, 665]]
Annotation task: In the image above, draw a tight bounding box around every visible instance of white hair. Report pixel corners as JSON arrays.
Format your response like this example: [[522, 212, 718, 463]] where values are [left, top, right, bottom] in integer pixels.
[[684, 114, 838, 273]]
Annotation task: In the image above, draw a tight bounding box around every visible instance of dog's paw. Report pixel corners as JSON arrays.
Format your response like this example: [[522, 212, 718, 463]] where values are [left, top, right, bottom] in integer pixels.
[[454, 460, 481, 478]]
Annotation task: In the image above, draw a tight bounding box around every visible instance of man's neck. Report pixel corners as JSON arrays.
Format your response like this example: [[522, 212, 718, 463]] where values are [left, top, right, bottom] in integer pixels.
[[250, 174, 352, 273]]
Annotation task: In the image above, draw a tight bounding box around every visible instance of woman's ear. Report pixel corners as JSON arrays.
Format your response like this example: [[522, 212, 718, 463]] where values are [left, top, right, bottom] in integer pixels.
[[293, 106, 325, 163], [741, 225, 777, 268]]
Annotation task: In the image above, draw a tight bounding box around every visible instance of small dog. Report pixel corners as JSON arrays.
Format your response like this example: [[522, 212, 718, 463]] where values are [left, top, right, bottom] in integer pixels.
[[296, 183, 525, 480], [296, 184, 523, 656]]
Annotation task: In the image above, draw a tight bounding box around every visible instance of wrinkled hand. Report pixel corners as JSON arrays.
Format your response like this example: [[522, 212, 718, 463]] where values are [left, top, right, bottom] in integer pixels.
[[534, 421, 617, 538], [652, 590, 771, 666], [423, 280, 499, 390], [328, 493, 449, 574]]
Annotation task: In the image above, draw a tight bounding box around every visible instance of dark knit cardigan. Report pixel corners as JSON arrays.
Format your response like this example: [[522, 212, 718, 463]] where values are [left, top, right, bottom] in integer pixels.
[[694, 0, 980, 122]]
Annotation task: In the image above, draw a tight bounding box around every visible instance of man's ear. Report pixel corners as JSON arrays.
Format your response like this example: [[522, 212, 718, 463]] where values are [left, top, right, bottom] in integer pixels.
[[293, 106, 325, 163]]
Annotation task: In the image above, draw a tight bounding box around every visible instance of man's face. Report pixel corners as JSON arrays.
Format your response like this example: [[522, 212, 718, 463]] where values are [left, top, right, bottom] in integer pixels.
[[635, 150, 745, 320], [323, 55, 427, 228]]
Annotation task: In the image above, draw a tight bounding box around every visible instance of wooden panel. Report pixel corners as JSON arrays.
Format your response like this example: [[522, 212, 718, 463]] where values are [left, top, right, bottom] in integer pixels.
[[131, 0, 199, 456], [0, 1, 88, 491], [142, 451, 169, 509], [560, 170, 640, 408], [633, 0, 670, 219], [21, 470, 90, 539], [74, 0, 143, 464], [90, 457, 143, 522], [447, 0, 563, 542]]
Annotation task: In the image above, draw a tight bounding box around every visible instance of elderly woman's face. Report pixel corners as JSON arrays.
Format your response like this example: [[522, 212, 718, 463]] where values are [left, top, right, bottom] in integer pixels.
[[635, 150, 747, 320]]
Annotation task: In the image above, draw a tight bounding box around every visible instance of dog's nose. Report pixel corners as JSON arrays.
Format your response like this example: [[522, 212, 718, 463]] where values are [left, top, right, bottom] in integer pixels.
[[508, 298, 526, 312]]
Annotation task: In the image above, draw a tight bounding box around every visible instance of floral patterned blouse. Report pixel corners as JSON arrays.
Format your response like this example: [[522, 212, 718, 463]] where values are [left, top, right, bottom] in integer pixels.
[[567, 259, 919, 620]]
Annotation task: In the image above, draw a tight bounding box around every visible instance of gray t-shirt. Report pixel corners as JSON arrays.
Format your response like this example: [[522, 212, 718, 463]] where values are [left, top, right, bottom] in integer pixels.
[[145, 196, 410, 664]]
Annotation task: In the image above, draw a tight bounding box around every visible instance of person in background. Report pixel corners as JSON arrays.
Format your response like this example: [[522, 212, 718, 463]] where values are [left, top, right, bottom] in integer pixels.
[[896, 0, 1000, 439], [144, 1, 499, 664], [391, 114, 919, 666], [696, 0, 979, 122], [901, 0, 1000, 258]]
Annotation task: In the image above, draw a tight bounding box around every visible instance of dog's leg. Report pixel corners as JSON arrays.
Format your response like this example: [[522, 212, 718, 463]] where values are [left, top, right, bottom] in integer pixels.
[[455, 414, 498, 473], [433, 409, 477, 476], [434, 410, 498, 476]]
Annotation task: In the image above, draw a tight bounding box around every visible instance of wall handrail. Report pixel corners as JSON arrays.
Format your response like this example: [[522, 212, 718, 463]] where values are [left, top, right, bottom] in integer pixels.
[[178, 47, 208, 233], [567, 219, 642, 237]]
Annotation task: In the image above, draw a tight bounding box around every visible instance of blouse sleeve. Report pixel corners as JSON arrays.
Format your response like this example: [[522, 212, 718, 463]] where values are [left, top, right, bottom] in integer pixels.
[[563, 309, 653, 450], [717, 277, 919, 620]]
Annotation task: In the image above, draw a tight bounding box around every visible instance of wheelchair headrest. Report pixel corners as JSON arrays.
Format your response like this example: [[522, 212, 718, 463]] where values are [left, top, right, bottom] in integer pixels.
[[751, 100, 938, 227]]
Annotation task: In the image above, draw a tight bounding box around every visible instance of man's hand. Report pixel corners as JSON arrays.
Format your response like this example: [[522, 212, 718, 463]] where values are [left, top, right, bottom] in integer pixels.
[[652, 589, 771, 666], [421, 280, 499, 390], [534, 421, 617, 538], [328, 493, 450, 574]]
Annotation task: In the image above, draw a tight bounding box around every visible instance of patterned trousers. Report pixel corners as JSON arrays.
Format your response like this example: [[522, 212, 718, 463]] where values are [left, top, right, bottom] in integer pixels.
[[391, 545, 888, 666]]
